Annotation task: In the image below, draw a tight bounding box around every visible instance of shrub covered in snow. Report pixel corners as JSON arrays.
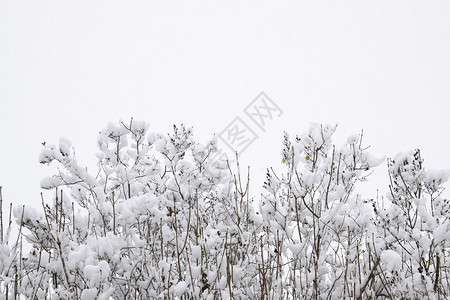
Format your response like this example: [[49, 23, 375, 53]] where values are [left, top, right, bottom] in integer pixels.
[[0, 120, 449, 299]]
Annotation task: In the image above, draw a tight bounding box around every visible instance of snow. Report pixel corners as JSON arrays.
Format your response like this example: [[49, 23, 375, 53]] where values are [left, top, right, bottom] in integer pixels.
[[287, 243, 302, 256], [346, 134, 359, 145], [424, 169, 450, 193], [68, 244, 92, 269], [191, 245, 201, 260], [58, 137, 72, 157], [98, 260, 111, 281], [433, 222, 449, 244], [84, 265, 101, 287], [12, 205, 30, 220], [191, 264, 201, 279], [40, 176, 63, 190], [318, 266, 329, 277], [98, 287, 115, 300], [5, 120, 450, 299], [172, 281, 188, 297], [380, 249, 402, 271], [153, 138, 167, 153], [80, 288, 98, 300]]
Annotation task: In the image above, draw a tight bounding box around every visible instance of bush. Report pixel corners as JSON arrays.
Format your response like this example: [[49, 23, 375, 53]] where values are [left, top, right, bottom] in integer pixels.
[[0, 120, 449, 299]]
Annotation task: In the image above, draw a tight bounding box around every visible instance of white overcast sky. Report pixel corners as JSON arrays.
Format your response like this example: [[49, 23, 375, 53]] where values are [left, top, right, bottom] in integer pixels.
[[1, 1, 450, 209]]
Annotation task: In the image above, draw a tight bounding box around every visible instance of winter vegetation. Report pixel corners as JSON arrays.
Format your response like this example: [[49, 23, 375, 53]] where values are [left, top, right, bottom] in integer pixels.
[[0, 119, 449, 299]]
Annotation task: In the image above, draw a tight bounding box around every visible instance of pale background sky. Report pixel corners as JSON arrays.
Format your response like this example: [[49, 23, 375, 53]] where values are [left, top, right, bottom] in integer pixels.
[[1, 1, 449, 211]]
